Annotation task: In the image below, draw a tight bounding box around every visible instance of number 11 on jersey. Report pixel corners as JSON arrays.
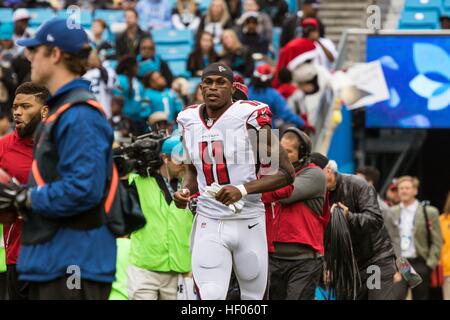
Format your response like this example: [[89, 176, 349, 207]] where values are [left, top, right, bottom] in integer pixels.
[[199, 141, 231, 186]]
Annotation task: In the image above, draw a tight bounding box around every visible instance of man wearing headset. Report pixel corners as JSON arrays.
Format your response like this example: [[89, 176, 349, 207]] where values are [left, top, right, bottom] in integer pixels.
[[263, 127, 329, 300]]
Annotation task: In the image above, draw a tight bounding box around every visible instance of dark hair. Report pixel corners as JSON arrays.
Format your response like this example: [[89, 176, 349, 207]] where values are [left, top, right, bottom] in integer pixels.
[[356, 166, 381, 188], [140, 36, 153, 46], [250, 76, 271, 91], [190, 31, 218, 72], [444, 190, 450, 214], [278, 68, 292, 84], [142, 71, 156, 89], [15, 82, 51, 104], [116, 55, 138, 98]]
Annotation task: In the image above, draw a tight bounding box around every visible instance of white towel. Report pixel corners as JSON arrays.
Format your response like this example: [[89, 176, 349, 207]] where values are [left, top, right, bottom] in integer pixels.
[[203, 183, 245, 214]]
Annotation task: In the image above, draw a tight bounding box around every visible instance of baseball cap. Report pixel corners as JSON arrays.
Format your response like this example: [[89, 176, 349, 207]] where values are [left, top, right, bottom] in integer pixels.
[[161, 135, 184, 160], [148, 111, 168, 125], [302, 17, 319, 29], [16, 18, 90, 57], [13, 8, 31, 22], [202, 62, 234, 84]]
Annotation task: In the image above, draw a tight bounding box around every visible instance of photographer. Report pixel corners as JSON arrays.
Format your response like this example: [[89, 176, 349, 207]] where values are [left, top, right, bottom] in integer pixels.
[[125, 135, 193, 300]]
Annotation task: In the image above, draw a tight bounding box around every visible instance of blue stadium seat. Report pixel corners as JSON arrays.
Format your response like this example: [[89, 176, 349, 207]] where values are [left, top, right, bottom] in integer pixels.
[[287, 0, 298, 13], [444, 0, 450, 10], [272, 27, 282, 57], [404, 0, 442, 14], [28, 8, 55, 28], [151, 28, 194, 45], [198, 0, 212, 14], [0, 8, 13, 23], [188, 77, 201, 94], [398, 10, 440, 29], [156, 43, 192, 61], [57, 9, 93, 29], [214, 43, 223, 54], [94, 9, 125, 26], [168, 60, 191, 78]]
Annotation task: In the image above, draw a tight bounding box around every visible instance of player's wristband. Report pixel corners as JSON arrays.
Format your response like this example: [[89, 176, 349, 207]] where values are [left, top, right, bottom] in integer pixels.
[[236, 184, 248, 197]]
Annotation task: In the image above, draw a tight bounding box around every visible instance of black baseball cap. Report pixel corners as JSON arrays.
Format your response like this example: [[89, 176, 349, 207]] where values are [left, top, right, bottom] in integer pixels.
[[202, 63, 234, 84]]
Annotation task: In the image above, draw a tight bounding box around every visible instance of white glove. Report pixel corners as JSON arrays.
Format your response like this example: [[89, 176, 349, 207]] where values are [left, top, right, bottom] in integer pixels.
[[204, 183, 245, 214]]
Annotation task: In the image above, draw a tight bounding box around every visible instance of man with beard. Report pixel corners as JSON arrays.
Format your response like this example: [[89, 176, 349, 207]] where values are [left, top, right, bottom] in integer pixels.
[[0, 82, 49, 300]]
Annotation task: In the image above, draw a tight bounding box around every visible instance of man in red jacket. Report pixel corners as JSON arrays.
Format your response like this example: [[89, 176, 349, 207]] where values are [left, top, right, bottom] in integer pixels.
[[263, 128, 328, 300], [0, 82, 49, 300]]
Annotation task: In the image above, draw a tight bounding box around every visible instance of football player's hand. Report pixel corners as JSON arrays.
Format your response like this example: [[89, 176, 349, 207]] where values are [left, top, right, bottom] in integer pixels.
[[174, 188, 190, 209], [215, 186, 242, 206]]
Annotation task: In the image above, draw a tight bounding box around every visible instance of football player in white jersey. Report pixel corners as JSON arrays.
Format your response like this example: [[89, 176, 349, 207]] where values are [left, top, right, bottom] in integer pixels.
[[174, 63, 295, 300]]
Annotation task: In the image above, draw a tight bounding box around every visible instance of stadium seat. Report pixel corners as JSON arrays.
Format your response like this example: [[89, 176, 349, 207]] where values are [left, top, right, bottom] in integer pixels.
[[198, 0, 212, 14], [28, 8, 55, 28], [0, 8, 13, 23], [168, 60, 191, 78], [156, 43, 192, 61], [151, 28, 194, 45], [57, 9, 93, 29], [404, 0, 442, 12], [444, 0, 450, 11], [287, 0, 298, 13], [398, 10, 440, 29], [93, 9, 125, 26]]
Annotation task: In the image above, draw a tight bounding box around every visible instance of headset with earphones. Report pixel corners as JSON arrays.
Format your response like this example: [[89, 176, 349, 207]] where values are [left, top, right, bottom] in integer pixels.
[[282, 127, 312, 169]]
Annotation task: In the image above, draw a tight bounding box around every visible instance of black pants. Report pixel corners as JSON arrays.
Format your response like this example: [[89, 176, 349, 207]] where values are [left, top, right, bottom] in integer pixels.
[[28, 276, 112, 300], [0, 272, 7, 300], [357, 256, 397, 300], [269, 256, 323, 300], [6, 265, 29, 300], [393, 257, 431, 300]]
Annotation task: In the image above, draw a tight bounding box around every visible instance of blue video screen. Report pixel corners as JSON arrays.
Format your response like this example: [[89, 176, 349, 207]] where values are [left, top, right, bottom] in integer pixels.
[[366, 35, 450, 128]]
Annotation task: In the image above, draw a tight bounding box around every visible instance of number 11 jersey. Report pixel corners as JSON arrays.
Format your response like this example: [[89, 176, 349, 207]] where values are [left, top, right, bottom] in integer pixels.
[[177, 101, 273, 220]]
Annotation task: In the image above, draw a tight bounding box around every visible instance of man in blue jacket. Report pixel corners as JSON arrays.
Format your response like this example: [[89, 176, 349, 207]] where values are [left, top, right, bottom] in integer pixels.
[[0, 18, 116, 299]]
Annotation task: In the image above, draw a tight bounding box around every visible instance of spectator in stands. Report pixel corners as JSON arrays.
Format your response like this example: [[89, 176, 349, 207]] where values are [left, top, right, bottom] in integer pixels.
[[0, 23, 18, 64], [121, 0, 138, 10], [440, 13, 450, 29], [136, 0, 172, 31], [136, 37, 173, 87], [83, 50, 117, 119], [187, 31, 219, 77], [226, 0, 242, 22], [11, 50, 31, 85], [301, 18, 337, 70], [88, 19, 114, 60], [240, 0, 272, 42], [387, 176, 442, 300], [280, 0, 325, 48], [115, 8, 151, 58], [0, 64, 16, 115], [171, 0, 201, 32], [188, 83, 204, 106], [0, 114, 11, 138], [142, 71, 183, 123], [12, 8, 33, 42], [257, 0, 289, 28], [110, 95, 134, 144], [237, 12, 270, 57], [198, 0, 233, 45], [276, 68, 297, 100], [219, 29, 254, 77], [248, 64, 305, 129], [113, 55, 147, 132], [171, 77, 190, 106]]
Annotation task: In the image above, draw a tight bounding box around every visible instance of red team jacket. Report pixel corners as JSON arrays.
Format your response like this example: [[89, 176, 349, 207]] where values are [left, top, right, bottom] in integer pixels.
[[0, 130, 34, 265], [262, 165, 331, 255]]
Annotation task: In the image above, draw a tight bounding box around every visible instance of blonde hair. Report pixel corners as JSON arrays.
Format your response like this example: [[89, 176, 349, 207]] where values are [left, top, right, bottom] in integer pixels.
[[177, 0, 197, 16], [221, 29, 242, 53], [397, 176, 420, 189], [206, 0, 230, 25]]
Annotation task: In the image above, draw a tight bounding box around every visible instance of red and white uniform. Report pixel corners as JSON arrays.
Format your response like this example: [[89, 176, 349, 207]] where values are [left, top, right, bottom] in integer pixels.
[[177, 100, 273, 220], [177, 101, 273, 300]]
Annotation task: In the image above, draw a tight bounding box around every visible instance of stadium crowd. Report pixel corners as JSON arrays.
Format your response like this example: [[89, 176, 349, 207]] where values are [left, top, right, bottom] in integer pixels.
[[0, 0, 448, 301]]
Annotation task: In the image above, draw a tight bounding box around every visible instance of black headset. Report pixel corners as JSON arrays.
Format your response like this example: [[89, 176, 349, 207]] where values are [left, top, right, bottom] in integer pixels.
[[282, 127, 312, 168]]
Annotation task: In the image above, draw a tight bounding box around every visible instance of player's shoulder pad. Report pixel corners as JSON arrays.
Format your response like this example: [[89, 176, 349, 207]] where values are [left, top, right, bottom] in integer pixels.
[[177, 103, 203, 126]]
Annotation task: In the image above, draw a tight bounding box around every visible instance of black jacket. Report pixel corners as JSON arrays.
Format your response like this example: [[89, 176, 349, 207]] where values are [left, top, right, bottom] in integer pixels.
[[115, 27, 151, 59], [329, 174, 395, 270]]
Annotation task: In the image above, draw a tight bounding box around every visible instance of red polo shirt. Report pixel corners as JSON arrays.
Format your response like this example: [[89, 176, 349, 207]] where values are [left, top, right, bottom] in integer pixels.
[[0, 130, 34, 265]]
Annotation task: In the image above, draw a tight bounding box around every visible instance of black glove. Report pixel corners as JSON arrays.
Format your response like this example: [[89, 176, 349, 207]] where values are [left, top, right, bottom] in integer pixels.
[[0, 179, 30, 218]]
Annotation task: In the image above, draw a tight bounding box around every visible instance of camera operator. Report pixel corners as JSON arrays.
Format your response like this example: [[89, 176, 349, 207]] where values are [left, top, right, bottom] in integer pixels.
[[126, 135, 194, 300]]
